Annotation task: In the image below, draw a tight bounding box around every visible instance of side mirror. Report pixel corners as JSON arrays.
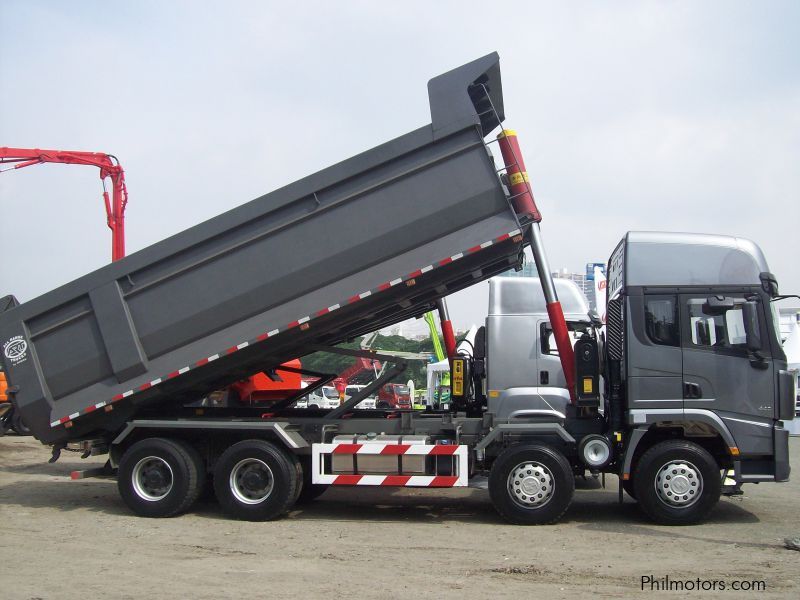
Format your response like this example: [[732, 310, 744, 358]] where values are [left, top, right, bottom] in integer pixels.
[[742, 300, 761, 352], [760, 272, 779, 296]]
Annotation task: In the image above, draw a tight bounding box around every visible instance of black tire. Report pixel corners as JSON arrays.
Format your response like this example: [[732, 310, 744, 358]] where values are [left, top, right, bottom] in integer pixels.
[[489, 444, 575, 525], [308, 404, 319, 410], [213, 439, 300, 521], [633, 440, 721, 525], [10, 411, 31, 436], [296, 458, 328, 504], [622, 477, 637, 500], [117, 438, 204, 518]]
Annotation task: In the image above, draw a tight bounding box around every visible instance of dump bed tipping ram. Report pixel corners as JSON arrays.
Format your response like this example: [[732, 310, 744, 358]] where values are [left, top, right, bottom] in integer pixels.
[[0, 53, 532, 445]]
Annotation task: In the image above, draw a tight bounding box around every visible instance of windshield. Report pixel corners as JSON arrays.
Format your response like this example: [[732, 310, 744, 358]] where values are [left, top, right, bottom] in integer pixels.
[[322, 388, 338, 399], [394, 385, 409, 394]]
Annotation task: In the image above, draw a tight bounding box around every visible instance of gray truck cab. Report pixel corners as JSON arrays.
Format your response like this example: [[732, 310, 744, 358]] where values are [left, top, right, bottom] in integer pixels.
[[485, 277, 592, 422], [608, 232, 793, 484]]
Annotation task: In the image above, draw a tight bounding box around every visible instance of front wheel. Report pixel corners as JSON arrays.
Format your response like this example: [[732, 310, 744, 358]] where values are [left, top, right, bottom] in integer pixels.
[[213, 440, 300, 521], [622, 477, 637, 500], [633, 440, 721, 525], [489, 444, 575, 525]]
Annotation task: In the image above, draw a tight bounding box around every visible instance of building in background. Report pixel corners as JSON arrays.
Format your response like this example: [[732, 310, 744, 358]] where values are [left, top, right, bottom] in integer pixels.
[[502, 261, 538, 278], [551, 263, 606, 311]]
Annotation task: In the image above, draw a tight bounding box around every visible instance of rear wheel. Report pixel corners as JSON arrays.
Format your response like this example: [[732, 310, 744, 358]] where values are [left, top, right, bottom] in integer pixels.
[[633, 440, 721, 525], [296, 458, 327, 504], [213, 440, 300, 521], [10, 411, 31, 436], [489, 444, 575, 525], [117, 438, 204, 517]]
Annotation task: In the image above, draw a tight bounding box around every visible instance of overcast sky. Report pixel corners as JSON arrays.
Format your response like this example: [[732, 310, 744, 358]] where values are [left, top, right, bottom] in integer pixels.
[[1, 1, 798, 331]]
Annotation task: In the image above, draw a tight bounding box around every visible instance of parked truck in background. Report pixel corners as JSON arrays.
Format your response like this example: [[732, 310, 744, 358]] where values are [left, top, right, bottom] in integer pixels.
[[344, 385, 377, 410], [376, 383, 412, 410], [0, 53, 792, 526]]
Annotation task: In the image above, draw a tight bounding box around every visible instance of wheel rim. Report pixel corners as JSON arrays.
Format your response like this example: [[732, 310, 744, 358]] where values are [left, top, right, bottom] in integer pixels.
[[654, 460, 703, 508], [507, 461, 555, 508], [229, 458, 274, 505], [132, 456, 174, 501]]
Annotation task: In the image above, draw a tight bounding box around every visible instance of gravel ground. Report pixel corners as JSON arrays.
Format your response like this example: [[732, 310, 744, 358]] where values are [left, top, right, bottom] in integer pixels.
[[0, 435, 797, 599]]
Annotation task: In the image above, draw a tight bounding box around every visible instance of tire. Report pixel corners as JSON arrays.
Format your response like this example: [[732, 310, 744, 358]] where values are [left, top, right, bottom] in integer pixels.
[[622, 477, 637, 500], [308, 404, 319, 410], [377, 402, 390, 410], [633, 440, 721, 525], [213, 439, 300, 521], [296, 458, 327, 504], [10, 411, 31, 436], [117, 438, 204, 518], [489, 444, 575, 525]]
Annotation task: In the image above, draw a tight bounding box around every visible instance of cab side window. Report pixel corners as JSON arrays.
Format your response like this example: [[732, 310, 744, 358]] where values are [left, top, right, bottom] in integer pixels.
[[644, 295, 679, 346], [686, 297, 748, 350]]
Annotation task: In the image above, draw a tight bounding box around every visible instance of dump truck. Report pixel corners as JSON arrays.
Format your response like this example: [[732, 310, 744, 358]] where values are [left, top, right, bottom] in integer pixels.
[[0, 53, 793, 525]]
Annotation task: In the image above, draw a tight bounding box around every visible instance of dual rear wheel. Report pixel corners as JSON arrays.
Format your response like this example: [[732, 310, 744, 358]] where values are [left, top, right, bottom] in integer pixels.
[[117, 437, 204, 518], [118, 438, 314, 520]]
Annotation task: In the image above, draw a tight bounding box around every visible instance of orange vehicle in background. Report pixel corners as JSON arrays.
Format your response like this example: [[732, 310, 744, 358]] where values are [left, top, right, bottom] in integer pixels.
[[0, 366, 30, 434], [229, 359, 304, 403]]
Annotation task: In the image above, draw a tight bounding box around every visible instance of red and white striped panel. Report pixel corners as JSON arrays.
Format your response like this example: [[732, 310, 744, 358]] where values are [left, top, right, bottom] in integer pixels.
[[311, 443, 468, 487], [50, 229, 522, 428]]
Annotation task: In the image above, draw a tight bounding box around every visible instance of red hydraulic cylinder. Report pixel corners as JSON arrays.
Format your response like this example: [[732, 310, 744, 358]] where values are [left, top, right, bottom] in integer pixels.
[[0, 147, 128, 262], [436, 298, 458, 359], [496, 130, 542, 222], [495, 130, 577, 402]]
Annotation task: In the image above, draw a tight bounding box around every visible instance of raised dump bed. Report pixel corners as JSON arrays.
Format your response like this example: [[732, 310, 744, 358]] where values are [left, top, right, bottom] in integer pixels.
[[1, 53, 532, 444]]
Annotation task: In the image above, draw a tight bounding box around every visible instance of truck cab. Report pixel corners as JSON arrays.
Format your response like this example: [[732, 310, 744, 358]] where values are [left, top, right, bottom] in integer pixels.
[[607, 232, 793, 495], [484, 277, 592, 422], [344, 384, 377, 410], [377, 383, 412, 409], [305, 386, 342, 410]]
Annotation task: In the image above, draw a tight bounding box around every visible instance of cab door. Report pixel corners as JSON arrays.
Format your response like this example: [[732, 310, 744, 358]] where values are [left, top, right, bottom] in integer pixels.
[[680, 293, 775, 455], [625, 292, 684, 412]]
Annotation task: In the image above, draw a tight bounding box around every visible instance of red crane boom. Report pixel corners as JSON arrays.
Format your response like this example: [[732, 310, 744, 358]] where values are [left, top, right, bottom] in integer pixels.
[[0, 147, 129, 261]]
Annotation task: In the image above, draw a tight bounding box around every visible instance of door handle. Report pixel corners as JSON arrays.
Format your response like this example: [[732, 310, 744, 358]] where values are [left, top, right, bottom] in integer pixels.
[[540, 371, 549, 385], [683, 382, 702, 399]]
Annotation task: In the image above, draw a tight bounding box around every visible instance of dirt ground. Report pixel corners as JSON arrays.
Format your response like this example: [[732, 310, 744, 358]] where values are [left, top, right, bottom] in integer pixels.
[[0, 435, 797, 599]]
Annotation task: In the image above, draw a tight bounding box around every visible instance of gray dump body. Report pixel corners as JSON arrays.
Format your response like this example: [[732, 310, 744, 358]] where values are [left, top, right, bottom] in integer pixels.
[[1, 53, 530, 444]]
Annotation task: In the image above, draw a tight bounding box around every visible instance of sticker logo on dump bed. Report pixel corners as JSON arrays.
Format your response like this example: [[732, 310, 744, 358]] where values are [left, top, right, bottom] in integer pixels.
[[3, 336, 28, 366]]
